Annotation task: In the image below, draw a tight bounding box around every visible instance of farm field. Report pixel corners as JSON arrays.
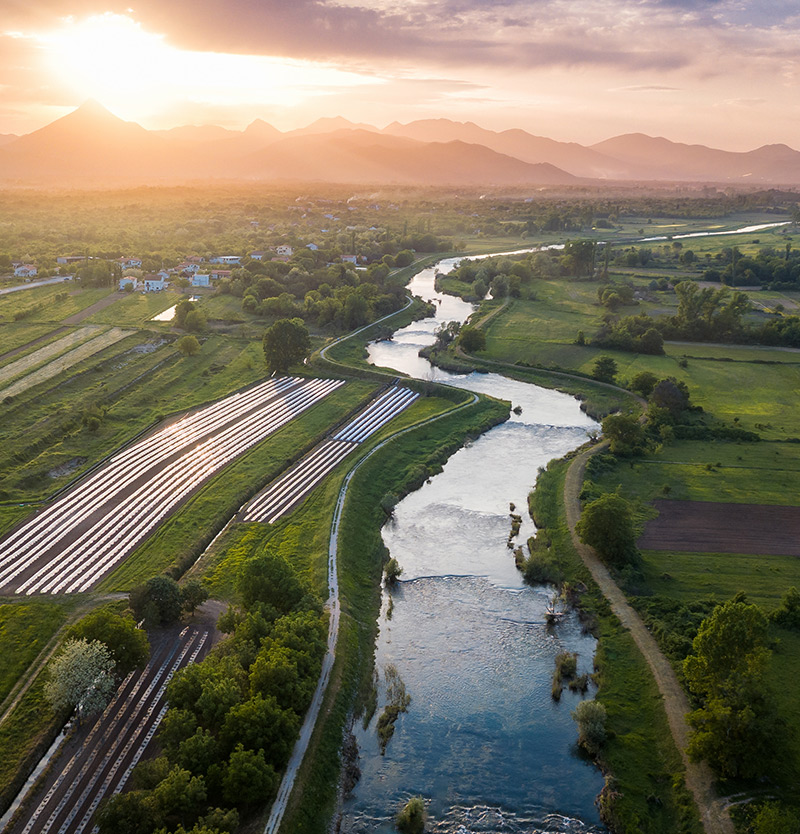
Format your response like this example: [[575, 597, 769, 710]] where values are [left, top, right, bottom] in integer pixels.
[[481, 296, 800, 438], [0, 287, 112, 323], [0, 376, 346, 595]]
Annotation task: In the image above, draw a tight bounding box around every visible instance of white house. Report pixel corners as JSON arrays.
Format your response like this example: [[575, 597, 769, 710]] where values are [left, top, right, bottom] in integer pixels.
[[56, 255, 87, 265], [142, 274, 168, 292], [275, 245, 293, 257], [209, 255, 241, 266], [342, 255, 358, 265], [176, 262, 200, 274], [116, 257, 142, 269], [14, 264, 38, 278], [191, 273, 211, 288], [306, 243, 319, 251], [249, 251, 266, 261], [119, 276, 138, 290], [209, 269, 232, 281]]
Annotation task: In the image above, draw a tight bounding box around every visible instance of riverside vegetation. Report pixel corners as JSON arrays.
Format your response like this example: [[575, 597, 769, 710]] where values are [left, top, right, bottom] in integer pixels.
[[1, 188, 798, 833], [441, 216, 800, 831]]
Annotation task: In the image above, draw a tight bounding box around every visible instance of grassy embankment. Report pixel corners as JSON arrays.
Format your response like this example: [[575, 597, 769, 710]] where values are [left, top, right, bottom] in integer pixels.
[[529, 459, 702, 834], [462, 238, 800, 820], [201, 391, 508, 834]]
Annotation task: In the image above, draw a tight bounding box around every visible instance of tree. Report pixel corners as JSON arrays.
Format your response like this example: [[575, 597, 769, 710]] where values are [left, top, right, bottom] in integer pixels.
[[384, 558, 403, 585], [222, 744, 278, 807], [173, 300, 194, 328], [458, 326, 486, 353], [576, 493, 639, 568], [592, 356, 617, 384], [770, 586, 800, 631], [683, 598, 776, 779], [153, 766, 207, 827], [750, 802, 800, 834], [183, 309, 207, 333], [68, 609, 149, 676], [177, 335, 201, 356], [181, 579, 209, 617], [131, 576, 183, 627], [238, 552, 305, 614], [262, 317, 310, 373], [649, 378, 689, 419], [601, 413, 645, 457], [45, 638, 116, 722], [628, 370, 658, 398], [96, 791, 158, 834], [220, 693, 298, 765]]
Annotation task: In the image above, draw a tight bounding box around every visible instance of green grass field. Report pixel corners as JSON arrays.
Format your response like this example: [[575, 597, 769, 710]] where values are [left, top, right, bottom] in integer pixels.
[[481, 293, 800, 438], [0, 601, 68, 706], [0, 287, 112, 323], [86, 290, 183, 325]]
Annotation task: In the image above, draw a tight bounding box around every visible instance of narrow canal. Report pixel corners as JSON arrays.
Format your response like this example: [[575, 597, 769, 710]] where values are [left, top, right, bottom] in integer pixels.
[[339, 258, 607, 833]]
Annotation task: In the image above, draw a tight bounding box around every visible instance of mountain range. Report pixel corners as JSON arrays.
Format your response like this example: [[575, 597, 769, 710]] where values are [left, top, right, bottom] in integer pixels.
[[1, 101, 799, 187]]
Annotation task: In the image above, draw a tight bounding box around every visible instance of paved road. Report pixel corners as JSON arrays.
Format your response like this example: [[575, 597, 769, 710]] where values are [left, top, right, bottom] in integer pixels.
[[10, 627, 211, 834], [0, 277, 69, 296]]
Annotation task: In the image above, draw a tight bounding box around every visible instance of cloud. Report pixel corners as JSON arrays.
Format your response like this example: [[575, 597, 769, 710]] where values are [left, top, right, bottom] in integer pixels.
[[612, 84, 682, 92]]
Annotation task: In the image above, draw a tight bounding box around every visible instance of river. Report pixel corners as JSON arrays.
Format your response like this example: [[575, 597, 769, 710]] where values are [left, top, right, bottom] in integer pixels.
[[339, 258, 606, 833]]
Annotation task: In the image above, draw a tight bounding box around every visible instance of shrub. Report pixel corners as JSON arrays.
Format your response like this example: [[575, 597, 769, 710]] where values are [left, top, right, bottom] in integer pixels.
[[397, 796, 426, 834], [572, 700, 607, 755]]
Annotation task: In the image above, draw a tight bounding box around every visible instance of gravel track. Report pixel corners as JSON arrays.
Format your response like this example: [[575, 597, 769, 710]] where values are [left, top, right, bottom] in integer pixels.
[[564, 441, 734, 834]]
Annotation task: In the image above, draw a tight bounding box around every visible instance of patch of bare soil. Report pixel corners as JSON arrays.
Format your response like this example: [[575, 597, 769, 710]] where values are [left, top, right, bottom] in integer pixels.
[[640, 499, 800, 556]]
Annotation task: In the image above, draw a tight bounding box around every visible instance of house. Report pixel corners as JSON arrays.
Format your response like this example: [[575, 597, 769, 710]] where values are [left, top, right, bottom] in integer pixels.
[[209, 269, 232, 281], [119, 276, 138, 291], [249, 251, 266, 261], [342, 255, 358, 265], [116, 257, 142, 269], [56, 255, 87, 265], [142, 274, 168, 292], [275, 245, 293, 257], [209, 255, 241, 266], [191, 273, 211, 288], [306, 243, 319, 251], [14, 264, 38, 278], [156, 270, 171, 281], [176, 262, 201, 274]]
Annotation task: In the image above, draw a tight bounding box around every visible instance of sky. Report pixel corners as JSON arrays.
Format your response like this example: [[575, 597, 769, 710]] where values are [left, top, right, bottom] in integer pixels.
[[1, 0, 798, 150]]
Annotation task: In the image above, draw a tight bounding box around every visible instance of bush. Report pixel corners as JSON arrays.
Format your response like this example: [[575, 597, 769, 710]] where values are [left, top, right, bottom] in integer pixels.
[[575, 493, 639, 568], [572, 700, 607, 755], [397, 796, 426, 834]]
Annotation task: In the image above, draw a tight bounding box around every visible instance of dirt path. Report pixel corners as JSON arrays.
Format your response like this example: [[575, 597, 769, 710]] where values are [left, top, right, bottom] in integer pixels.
[[61, 292, 125, 325], [564, 441, 734, 834]]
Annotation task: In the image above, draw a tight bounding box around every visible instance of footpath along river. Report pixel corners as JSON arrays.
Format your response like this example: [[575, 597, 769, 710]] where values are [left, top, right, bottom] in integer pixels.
[[338, 257, 606, 834]]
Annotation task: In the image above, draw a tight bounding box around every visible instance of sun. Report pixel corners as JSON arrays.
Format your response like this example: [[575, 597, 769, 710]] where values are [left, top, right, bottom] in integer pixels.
[[38, 13, 379, 125]]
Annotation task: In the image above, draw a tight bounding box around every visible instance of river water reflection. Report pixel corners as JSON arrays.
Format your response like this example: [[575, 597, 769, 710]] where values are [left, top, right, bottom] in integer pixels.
[[339, 259, 607, 833]]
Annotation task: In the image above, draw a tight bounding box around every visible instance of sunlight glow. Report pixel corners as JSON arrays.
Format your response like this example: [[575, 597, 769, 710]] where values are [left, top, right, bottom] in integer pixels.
[[38, 13, 379, 122]]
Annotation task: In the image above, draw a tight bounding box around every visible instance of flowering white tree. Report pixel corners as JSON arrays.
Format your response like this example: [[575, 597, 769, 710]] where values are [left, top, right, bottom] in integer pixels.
[[45, 638, 116, 723]]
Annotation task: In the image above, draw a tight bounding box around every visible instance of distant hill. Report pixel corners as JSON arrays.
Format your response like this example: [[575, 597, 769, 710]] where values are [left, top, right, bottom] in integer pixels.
[[591, 133, 800, 183], [237, 129, 579, 186], [1, 102, 799, 186], [383, 119, 632, 179]]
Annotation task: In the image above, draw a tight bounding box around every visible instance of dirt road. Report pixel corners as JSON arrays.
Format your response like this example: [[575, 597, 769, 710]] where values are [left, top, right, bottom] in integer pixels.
[[564, 441, 734, 834]]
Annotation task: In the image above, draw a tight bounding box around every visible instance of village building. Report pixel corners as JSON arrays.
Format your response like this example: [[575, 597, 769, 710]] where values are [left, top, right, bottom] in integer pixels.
[[141, 274, 168, 292], [191, 273, 211, 287], [209, 269, 232, 281], [14, 264, 38, 278], [116, 257, 142, 269], [209, 255, 242, 266], [275, 245, 293, 257]]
